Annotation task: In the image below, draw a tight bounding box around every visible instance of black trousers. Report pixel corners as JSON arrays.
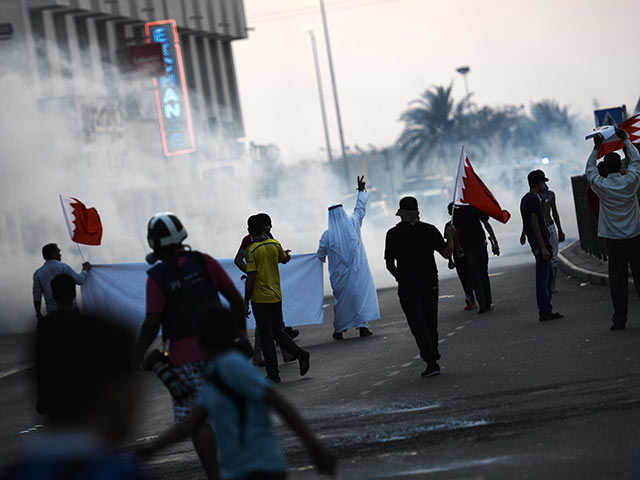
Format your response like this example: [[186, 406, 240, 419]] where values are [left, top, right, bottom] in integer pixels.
[[466, 243, 492, 310], [398, 285, 439, 364], [454, 254, 474, 302], [607, 235, 640, 326], [252, 301, 302, 377]]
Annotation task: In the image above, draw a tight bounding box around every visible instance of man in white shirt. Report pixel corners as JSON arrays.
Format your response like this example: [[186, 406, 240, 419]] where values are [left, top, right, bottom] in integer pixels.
[[586, 127, 640, 330], [33, 243, 91, 319]]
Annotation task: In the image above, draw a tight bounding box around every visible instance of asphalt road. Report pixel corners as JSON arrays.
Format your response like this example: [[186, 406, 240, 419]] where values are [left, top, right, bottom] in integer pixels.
[[2, 256, 640, 479]]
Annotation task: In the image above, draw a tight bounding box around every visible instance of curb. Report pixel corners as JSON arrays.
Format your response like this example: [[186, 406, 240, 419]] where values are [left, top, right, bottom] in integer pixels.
[[557, 241, 609, 287]]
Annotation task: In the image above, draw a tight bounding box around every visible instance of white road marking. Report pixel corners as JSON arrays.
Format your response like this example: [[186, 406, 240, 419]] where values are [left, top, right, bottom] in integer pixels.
[[439, 295, 455, 299], [446, 332, 456, 337], [373, 380, 386, 386], [489, 272, 505, 277], [379, 454, 514, 477], [387, 370, 401, 377], [358, 390, 371, 396], [0, 365, 31, 380], [438, 339, 446, 344], [18, 424, 44, 435], [455, 326, 464, 330], [464, 320, 472, 325], [414, 354, 420, 359], [401, 362, 413, 368]]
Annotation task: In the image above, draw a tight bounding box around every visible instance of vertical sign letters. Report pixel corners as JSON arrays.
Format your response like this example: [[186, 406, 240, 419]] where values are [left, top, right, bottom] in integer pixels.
[[145, 20, 196, 156]]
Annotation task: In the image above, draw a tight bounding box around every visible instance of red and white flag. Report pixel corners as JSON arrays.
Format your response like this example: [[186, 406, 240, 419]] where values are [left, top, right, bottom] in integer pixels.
[[596, 112, 640, 159], [59, 195, 103, 246], [453, 147, 511, 224]]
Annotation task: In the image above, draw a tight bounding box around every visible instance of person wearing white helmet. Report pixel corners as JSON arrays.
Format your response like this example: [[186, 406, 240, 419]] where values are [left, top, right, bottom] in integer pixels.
[[133, 212, 246, 480]]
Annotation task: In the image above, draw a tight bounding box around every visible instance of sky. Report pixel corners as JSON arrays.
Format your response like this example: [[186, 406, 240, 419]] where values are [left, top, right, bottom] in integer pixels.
[[234, 0, 639, 160]]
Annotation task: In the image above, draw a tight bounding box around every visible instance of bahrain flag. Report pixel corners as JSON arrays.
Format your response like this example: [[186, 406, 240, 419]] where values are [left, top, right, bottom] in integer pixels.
[[59, 195, 103, 245], [452, 147, 511, 223], [596, 113, 640, 159]]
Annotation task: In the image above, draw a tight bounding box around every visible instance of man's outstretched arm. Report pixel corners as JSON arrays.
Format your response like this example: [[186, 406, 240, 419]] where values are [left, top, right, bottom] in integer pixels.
[[352, 175, 368, 227]]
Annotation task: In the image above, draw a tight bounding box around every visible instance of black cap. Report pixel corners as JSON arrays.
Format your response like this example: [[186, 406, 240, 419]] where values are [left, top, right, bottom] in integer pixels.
[[527, 169, 549, 187], [398, 196, 418, 210]]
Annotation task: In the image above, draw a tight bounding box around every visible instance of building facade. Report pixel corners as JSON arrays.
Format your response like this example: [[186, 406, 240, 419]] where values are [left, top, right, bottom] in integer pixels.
[[2, 0, 247, 158]]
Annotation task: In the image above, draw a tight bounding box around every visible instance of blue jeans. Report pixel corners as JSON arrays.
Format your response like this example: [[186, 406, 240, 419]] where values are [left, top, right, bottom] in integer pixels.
[[533, 247, 553, 317]]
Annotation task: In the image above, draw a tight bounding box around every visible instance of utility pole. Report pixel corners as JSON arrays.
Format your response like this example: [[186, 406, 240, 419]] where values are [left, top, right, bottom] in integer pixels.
[[307, 30, 333, 164], [319, 0, 349, 186]]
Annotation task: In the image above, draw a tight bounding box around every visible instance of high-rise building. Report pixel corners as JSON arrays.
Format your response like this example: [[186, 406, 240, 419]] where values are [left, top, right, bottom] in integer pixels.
[[1, 0, 247, 160]]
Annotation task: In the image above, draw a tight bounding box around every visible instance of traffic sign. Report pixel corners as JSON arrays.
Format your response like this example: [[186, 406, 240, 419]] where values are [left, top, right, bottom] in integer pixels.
[[594, 106, 627, 127]]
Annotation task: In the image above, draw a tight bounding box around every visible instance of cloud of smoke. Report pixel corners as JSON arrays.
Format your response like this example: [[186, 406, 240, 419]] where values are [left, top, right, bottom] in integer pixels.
[[0, 35, 595, 334]]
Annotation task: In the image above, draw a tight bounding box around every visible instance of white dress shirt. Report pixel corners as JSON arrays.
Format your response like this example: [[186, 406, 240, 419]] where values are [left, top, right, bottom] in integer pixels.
[[586, 139, 640, 240], [33, 260, 88, 313]]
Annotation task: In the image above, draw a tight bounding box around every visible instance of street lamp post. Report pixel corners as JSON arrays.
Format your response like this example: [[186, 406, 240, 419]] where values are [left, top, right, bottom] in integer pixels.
[[307, 30, 333, 164], [456, 66, 470, 97], [319, 0, 349, 187]]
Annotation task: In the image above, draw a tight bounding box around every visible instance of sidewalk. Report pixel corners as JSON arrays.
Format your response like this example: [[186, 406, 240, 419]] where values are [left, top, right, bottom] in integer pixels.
[[558, 239, 608, 286]]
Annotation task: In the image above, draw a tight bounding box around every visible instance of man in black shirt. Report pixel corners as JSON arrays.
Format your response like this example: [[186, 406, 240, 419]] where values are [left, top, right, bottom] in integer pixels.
[[452, 205, 500, 313], [520, 170, 564, 321], [385, 196, 453, 377]]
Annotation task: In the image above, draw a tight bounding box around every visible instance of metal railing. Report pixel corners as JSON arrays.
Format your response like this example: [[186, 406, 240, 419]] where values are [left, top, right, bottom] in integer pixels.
[[571, 174, 607, 260]]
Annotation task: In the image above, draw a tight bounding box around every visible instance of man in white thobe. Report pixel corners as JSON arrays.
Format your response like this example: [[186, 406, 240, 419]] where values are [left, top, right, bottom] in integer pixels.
[[317, 176, 380, 340]]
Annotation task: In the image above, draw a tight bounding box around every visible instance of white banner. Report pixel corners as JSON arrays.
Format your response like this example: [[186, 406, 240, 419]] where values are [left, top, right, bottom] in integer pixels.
[[81, 253, 324, 331]]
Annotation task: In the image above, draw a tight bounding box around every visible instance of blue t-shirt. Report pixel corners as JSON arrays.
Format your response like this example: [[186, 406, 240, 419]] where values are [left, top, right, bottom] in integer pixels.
[[196, 351, 286, 480]]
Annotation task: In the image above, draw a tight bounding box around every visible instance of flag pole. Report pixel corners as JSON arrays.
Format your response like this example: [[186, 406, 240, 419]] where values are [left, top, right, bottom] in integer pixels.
[[450, 146, 465, 226], [75, 243, 86, 263], [447, 146, 465, 268]]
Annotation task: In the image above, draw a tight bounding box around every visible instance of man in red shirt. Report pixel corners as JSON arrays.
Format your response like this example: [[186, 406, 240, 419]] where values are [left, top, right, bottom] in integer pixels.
[[134, 213, 245, 480]]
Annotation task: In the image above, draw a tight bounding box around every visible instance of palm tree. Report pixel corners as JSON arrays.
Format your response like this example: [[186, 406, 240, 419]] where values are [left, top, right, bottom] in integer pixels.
[[512, 100, 575, 154], [396, 84, 470, 168], [530, 100, 575, 134]]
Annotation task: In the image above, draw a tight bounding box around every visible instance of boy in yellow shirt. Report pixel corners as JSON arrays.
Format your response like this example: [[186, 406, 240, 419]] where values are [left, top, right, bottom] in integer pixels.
[[244, 216, 310, 383]]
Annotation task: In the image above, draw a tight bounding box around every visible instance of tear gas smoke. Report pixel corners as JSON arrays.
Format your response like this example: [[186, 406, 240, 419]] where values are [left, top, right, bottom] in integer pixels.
[[0, 39, 590, 334]]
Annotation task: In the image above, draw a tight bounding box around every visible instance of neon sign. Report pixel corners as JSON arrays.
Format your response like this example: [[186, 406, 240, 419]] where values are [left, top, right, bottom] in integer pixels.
[[145, 19, 196, 157]]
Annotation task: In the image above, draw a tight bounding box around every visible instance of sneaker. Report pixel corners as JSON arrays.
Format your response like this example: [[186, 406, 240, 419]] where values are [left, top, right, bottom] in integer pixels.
[[265, 374, 281, 384], [359, 327, 373, 337], [282, 350, 297, 363], [289, 329, 300, 339], [611, 323, 626, 331], [539, 312, 565, 321], [332, 331, 344, 340], [298, 351, 310, 376], [285, 327, 300, 340], [421, 363, 441, 378], [464, 299, 477, 311]]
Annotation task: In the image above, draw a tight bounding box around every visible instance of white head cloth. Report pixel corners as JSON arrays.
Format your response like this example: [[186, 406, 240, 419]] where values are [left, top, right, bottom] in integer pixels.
[[326, 204, 359, 264]]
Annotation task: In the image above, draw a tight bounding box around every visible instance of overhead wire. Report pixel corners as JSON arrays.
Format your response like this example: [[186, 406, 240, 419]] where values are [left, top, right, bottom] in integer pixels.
[[248, 0, 405, 24], [249, 0, 368, 20]]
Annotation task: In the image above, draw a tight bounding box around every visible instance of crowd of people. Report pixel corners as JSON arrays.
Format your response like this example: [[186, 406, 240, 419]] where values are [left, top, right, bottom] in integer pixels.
[[15, 129, 640, 479]]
